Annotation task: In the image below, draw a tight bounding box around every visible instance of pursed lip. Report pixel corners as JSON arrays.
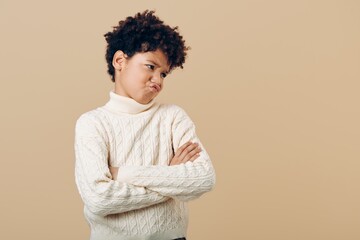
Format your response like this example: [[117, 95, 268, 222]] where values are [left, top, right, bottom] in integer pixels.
[[150, 83, 161, 92]]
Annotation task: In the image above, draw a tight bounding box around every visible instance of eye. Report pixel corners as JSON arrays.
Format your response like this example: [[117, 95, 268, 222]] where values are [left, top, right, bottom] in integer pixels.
[[146, 64, 155, 70], [161, 73, 167, 78]]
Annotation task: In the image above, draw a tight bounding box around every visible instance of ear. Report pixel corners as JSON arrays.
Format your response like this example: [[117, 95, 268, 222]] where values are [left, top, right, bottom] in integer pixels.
[[112, 50, 128, 71]]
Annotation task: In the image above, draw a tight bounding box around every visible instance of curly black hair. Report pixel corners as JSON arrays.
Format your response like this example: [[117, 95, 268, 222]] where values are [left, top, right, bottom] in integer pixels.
[[104, 9, 190, 82]]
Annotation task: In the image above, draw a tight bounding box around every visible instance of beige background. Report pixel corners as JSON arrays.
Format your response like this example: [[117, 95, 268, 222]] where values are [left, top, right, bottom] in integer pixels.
[[1, 0, 359, 239]]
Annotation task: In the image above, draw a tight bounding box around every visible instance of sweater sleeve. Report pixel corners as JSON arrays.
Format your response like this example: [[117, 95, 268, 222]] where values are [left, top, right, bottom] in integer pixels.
[[74, 113, 170, 217], [116, 106, 216, 202]]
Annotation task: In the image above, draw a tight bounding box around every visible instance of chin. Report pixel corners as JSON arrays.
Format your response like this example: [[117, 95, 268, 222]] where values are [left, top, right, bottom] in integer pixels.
[[136, 97, 152, 105]]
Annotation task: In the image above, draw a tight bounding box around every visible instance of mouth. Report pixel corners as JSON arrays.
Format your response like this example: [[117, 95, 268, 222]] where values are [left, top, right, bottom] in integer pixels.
[[150, 84, 161, 93]]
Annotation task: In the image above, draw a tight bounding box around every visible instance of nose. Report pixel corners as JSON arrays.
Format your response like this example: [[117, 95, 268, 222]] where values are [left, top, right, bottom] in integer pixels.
[[150, 73, 163, 86]]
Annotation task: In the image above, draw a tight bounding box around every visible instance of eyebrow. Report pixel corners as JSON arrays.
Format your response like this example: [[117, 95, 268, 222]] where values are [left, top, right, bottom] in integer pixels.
[[147, 60, 170, 74]]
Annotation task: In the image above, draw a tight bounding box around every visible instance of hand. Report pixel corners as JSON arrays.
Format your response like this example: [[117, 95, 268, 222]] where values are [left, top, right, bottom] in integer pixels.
[[170, 141, 202, 166], [109, 166, 119, 180]]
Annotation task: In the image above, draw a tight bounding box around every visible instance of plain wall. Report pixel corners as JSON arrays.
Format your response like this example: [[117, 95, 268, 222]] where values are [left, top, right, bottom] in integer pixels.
[[1, 0, 359, 239]]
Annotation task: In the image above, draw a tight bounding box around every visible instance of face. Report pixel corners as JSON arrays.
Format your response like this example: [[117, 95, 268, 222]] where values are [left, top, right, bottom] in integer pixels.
[[113, 49, 170, 104]]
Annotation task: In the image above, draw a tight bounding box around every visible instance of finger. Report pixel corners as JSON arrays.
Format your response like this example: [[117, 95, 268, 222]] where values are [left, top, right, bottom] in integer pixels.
[[178, 143, 197, 160], [174, 141, 192, 158], [179, 143, 199, 162], [188, 152, 200, 162], [184, 146, 201, 161]]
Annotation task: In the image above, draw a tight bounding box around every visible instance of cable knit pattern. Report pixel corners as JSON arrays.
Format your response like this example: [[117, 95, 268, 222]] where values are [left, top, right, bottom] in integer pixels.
[[74, 89, 216, 240]]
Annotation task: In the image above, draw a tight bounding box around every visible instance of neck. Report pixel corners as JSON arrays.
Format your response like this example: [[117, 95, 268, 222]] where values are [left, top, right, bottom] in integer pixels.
[[104, 89, 156, 114]]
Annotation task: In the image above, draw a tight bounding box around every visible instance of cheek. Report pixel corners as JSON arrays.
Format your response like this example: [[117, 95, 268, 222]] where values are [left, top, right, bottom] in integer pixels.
[[138, 70, 150, 82], [129, 71, 149, 87], [125, 67, 147, 81]]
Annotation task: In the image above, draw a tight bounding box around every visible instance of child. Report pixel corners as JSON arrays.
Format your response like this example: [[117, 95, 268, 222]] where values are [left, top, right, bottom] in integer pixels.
[[74, 10, 216, 240]]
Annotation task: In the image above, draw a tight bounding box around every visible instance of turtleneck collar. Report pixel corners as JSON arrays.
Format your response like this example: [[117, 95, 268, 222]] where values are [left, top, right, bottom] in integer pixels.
[[103, 89, 156, 114]]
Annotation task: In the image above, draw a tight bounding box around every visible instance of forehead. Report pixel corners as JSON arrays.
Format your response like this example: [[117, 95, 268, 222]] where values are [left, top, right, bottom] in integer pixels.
[[133, 49, 169, 68]]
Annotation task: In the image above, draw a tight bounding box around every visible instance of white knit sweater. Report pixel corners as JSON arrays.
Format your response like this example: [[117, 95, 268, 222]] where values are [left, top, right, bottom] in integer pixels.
[[74, 89, 216, 240]]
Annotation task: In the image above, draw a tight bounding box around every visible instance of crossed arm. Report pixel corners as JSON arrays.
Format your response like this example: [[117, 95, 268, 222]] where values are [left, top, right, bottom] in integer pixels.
[[109, 107, 216, 202], [109, 140, 202, 178], [74, 107, 216, 216]]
